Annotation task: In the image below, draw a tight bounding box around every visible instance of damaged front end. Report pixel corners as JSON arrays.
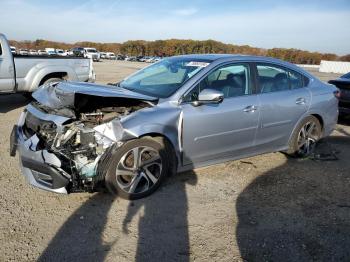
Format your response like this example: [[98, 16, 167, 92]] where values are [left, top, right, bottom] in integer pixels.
[[12, 82, 157, 193]]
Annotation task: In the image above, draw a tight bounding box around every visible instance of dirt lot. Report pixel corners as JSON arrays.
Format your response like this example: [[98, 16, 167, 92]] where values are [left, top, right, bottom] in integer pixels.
[[1, 60, 349, 262]]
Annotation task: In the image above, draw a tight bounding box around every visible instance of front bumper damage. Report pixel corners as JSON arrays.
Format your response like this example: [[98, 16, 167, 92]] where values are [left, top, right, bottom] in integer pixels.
[[10, 82, 165, 194], [11, 104, 122, 194], [11, 107, 71, 193]]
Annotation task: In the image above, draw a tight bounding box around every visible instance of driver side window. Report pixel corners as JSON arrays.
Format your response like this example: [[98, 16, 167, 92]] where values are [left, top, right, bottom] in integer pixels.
[[184, 63, 251, 102]]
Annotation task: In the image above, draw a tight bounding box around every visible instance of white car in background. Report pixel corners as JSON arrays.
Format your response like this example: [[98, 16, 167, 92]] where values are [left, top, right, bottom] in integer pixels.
[[19, 49, 29, 55], [55, 49, 66, 56], [100, 52, 107, 59], [38, 50, 47, 55], [28, 49, 38, 55], [45, 48, 57, 56], [106, 52, 116, 60], [84, 48, 100, 62], [10, 46, 16, 54], [47, 50, 57, 56]]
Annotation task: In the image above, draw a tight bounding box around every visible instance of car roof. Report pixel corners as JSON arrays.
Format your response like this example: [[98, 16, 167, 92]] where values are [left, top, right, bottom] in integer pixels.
[[170, 54, 287, 63], [170, 54, 310, 77]]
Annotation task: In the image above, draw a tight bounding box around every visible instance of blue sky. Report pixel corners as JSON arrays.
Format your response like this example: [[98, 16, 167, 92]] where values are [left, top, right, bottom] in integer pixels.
[[1, 0, 349, 54]]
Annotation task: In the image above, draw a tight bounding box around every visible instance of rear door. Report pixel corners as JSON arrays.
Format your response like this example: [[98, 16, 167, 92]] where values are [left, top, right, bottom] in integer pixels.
[[0, 42, 16, 93], [254, 63, 311, 150]]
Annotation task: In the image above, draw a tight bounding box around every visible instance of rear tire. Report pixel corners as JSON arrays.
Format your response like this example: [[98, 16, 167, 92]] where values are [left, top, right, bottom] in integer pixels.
[[105, 137, 173, 200], [287, 116, 322, 158], [43, 77, 63, 85]]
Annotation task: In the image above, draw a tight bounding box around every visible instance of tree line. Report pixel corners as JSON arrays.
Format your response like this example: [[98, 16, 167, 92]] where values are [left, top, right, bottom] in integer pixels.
[[9, 38, 350, 65]]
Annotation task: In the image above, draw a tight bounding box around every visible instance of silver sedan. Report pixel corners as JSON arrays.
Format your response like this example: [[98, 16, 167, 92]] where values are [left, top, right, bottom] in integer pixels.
[[11, 55, 339, 199]]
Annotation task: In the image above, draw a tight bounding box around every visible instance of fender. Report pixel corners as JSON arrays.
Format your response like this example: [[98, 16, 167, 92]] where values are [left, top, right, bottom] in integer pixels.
[[94, 105, 183, 168], [125, 123, 181, 162]]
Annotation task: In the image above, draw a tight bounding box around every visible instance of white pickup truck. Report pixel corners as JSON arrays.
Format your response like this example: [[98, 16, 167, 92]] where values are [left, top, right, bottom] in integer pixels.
[[0, 33, 95, 94]]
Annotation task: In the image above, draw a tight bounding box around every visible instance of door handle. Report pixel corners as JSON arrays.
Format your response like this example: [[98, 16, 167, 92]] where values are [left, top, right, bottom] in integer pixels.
[[295, 98, 306, 105], [243, 105, 258, 112]]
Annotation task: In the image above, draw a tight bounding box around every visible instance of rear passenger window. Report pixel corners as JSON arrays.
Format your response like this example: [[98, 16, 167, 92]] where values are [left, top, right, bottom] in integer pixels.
[[257, 65, 289, 93], [257, 64, 308, 93], [288, 70, 304, 89], [0, 43, 2, 56]]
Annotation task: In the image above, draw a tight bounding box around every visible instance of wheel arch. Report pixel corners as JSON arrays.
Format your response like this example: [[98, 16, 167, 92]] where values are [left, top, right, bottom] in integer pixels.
[[287, 112, 325, 147], [139, 132, 180, 173], [39, 72, 68, 86], [27, 66, 78, 92], [310, 113, 324, 131]]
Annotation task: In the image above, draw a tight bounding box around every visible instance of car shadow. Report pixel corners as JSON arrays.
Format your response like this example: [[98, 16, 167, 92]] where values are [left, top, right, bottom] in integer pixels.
[[38, 170, 197, 261], [38, 193, 116, 262], [123, 170, 197, 262], [338, 115, 350, 127], [0, 94, 29, 113], [236, 134, 350, 261]]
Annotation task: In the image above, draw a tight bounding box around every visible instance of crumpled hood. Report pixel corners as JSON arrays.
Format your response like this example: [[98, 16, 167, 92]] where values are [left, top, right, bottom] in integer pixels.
[[32, 81, 158, 109]]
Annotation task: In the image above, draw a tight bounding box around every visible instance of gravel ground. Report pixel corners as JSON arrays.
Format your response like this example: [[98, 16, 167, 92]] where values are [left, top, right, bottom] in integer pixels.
[[0, 60, 349, 262]]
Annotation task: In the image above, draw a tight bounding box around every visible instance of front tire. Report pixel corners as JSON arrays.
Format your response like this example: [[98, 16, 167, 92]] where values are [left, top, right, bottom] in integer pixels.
[[287, 116, 322, 158], [105, 137, 173, 200]]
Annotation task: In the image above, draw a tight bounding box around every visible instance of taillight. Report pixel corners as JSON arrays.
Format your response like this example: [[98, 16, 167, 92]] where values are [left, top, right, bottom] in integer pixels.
[[334, 89, 341, 99]]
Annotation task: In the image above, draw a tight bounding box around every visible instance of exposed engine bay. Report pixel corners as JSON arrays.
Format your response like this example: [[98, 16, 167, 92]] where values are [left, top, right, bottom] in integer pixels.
[[23, 95, 154, 192]]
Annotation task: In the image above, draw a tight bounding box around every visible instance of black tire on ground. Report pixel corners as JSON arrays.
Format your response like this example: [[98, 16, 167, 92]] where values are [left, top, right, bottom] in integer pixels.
[[22, 93, 32, 99], [105, 136, 174, 200], [43, 78, 63, 85], [287, 115, 322, 158]]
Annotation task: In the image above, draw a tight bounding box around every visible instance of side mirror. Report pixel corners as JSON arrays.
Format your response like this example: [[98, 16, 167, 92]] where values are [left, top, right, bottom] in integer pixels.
[[192, 89, 224, 107]]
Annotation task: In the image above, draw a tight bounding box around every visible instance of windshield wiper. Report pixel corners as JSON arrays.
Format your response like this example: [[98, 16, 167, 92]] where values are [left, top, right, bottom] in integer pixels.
[[107, 81, 121, 87]]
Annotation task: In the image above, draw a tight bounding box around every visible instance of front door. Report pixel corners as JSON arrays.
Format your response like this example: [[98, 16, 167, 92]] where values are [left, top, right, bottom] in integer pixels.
[[181, 63, 259, 166]]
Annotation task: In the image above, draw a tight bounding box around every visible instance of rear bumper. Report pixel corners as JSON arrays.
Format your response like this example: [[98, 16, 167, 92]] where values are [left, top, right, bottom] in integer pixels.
[[11, 110, 70, 194]]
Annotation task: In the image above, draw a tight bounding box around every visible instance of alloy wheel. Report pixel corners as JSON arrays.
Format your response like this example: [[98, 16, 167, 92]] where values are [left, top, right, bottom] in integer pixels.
[[296, 121, 320, 156], [115, 146, 162, 194]]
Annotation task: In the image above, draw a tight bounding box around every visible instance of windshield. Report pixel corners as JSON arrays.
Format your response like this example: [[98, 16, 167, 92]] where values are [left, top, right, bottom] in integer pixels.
[[87, 49, 97, 53], [341, 72, 350, 79], [120, 57, 211, 98]]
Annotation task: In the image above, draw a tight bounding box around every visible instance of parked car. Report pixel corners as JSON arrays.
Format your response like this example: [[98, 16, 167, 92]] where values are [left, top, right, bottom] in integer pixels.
[[19, 49, 28, 55], [329, 72, 350, 116], [139, 56, 151, 62], [71, 47, 85, 57], [37, 50, 47, 56], [153, 57, 162, 62], [84, 47, 100, 62], [0, 33, 95, 94], [144, 56, 153, 62], [55, 49, 65, 56], [105, 52, 116, 60], [47, 51, 57, 56], [10, 46, 16, 54], [145, 56, 161, 63], [45, 48, 56, 55], [136, 56, 144, 61], [100, 52, 107, 59], [10, 54, 338, 199], [117, 54, 126, 60], [28, 49, 38, 55], [125, 56, 137, 61]]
